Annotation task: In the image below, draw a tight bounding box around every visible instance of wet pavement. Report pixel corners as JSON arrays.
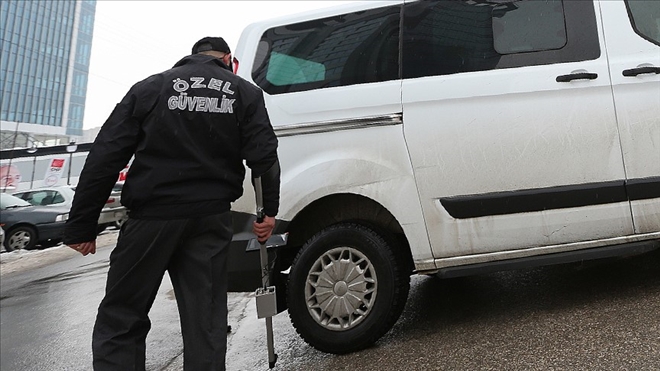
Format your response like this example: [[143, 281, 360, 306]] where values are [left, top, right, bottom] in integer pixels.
[[2, 232, 659, 370], [226, 248, 660, 371], [0, 233, 182, 371]]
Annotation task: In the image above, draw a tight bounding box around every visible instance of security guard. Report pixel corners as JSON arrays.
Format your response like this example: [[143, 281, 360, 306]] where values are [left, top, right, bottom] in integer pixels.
[[64, 37, 280, 371]]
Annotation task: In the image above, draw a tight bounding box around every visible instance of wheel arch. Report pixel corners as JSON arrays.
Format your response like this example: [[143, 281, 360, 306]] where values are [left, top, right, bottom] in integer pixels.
[[282, 193, 414, 274], [5, 222, 38, 238]]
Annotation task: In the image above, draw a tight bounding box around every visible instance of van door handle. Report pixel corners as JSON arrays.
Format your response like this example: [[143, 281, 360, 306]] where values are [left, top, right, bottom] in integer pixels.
[[556, 72, 598, 82], [622, 66, 660, 77]]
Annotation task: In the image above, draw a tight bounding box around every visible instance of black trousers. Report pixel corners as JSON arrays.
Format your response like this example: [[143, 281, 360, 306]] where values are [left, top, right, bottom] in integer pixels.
[[92, 212, 232, 371]]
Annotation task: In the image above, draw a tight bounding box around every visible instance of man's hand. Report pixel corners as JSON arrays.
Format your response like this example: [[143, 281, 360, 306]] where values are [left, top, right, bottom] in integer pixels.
[[253, 216, 276, 243], [67, 240, 96, 256]]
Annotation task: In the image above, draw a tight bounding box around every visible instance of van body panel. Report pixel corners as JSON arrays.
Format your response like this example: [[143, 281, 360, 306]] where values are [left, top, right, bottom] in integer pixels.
[[230, 119, 434, 264], [229, 0, 659, 269], [261, 81, 402, 127], [232, 65, 432, 264], [401, 0, 633, 258], [277, 125, 433, 263], [229, 0, 658, 288], [600, 0, 660, 234]]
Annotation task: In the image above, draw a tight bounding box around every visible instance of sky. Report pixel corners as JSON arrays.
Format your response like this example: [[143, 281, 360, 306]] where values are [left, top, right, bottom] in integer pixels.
[[83, 1, 352, 130]]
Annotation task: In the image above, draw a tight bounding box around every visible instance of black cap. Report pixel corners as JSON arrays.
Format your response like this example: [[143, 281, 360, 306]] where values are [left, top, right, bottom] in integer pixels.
[[192, 37, 231, 55]]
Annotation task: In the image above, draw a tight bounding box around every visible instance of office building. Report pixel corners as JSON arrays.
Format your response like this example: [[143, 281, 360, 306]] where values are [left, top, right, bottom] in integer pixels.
[[0, 0, 96, 150]]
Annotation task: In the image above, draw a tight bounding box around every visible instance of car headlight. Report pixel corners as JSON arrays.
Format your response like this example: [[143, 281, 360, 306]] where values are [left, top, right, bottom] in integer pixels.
[[56, 213, 69, 222]]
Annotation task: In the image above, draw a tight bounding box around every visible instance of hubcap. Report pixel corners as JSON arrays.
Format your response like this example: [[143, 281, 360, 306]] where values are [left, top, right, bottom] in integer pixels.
[[304, 247, 377, 331], [9, 231, 31, 250]]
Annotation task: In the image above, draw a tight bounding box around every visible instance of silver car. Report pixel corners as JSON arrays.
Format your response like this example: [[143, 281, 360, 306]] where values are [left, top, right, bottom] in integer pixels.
[[13, 186, 127, 233]]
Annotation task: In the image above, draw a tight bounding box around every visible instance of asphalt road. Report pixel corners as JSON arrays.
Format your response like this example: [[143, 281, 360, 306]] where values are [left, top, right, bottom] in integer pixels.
[[0, 232, 183, 371], [229, 247, 660, 371], [2, 232, 659, 370]]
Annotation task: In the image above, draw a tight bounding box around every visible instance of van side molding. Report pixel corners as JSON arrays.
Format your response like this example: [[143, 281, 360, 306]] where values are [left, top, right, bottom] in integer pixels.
[[274, 113, 402, 137], [439, 177, 660, 219]]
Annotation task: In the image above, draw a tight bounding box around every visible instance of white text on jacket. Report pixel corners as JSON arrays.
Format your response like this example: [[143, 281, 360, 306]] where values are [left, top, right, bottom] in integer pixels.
[[168, 77, 235, 113]]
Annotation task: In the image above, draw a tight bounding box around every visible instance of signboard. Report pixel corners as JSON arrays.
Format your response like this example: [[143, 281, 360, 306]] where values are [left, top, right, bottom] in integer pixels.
[[0, 163, 22, 191], [118, 165, 129, 182], [44, 158, 66, 186], [1, 149, 132, 192]]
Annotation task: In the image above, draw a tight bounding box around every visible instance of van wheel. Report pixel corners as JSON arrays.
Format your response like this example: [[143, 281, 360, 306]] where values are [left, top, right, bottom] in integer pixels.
[[287, 223, 409, 354]]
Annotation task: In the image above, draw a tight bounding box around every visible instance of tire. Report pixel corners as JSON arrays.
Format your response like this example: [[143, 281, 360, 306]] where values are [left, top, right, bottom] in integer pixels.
[[4, 226, 38, 252], [287, 223, 410, 354]]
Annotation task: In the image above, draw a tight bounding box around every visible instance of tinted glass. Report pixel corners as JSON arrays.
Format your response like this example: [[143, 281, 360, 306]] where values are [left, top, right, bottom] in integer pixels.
[[492, 0, 566, 54], [625, 0, 660, 46], [16, 188, 71, 205], [403, 0, 598, 79], [253, 4, 401, 94], [17, 190, 52, 205]]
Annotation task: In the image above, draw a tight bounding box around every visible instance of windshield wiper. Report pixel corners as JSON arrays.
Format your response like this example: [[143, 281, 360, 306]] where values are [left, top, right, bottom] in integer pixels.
[[4, 205, 30, 209]]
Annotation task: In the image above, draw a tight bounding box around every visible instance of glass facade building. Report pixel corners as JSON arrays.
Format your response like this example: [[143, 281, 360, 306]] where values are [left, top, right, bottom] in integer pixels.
[[0, 0, 96, 148]]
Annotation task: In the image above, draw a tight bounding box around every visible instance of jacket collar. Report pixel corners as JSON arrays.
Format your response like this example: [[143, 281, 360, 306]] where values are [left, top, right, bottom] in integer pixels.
[[173, 54, 232, 71]]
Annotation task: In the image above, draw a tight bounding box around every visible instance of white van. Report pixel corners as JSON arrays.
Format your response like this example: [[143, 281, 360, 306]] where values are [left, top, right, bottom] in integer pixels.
[[227, 0, 660, 354]]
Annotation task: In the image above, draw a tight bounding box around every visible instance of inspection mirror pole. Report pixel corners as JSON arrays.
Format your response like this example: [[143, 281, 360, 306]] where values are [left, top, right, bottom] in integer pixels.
[[254, 177, 278, 368]]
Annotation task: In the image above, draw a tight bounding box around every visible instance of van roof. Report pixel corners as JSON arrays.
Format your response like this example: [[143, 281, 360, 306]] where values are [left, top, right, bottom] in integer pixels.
[[242, 0, 403, 33]]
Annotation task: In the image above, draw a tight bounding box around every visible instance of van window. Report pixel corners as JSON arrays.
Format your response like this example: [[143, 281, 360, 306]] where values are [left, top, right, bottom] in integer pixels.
[[402, 0, 599, 79], [492, 0, 566, 54], [266, 52, 326, 86], [253, 4, 401, 95], [625, 0, 660, 46]]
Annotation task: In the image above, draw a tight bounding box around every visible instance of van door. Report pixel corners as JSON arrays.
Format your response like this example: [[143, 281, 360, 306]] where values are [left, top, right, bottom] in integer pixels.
[[600, 0, 660, 234], [401, 0, 634, 260]]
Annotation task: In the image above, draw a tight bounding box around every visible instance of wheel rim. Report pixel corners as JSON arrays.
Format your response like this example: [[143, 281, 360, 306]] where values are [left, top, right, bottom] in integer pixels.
[[304, 246, 377, 331], [8, 230, 31, 250]]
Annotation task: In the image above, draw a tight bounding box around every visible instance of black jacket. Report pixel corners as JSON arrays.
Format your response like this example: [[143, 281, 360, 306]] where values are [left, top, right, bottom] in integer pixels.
[[64, 54, 279, 244]]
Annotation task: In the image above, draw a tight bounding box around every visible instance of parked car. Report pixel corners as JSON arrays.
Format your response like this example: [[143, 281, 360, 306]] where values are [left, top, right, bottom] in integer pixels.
[[13, 185, 128, 233], [226, 0, 660, 355], [0, 226, 5, 252], [0, 193, 70, 251], [109, 182, 127, 229]]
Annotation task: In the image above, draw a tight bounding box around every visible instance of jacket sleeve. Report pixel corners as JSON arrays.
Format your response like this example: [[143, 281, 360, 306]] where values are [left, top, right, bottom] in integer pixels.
[[238, 84, 280, 217], [63, 85, 145, 244]]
